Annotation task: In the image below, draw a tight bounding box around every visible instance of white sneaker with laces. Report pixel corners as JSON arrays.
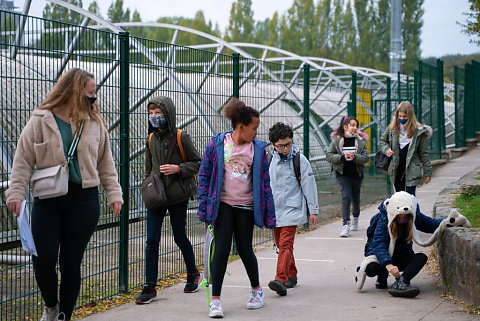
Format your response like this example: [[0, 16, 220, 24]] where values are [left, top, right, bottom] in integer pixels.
[[40, 304, 60, 321], [246, 289, 264, 309], [209, 300, 224, 318], [340, 224, 350, 237], [351, 217, 359, 231]]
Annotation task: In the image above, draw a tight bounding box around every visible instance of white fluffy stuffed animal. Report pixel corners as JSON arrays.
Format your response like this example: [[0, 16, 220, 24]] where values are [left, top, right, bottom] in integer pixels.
[[355, 191, 471, 290]]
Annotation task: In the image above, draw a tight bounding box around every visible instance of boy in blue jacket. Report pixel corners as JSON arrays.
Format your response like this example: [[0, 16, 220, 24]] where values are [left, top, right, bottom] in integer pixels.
[[267, 122, 319, 296]]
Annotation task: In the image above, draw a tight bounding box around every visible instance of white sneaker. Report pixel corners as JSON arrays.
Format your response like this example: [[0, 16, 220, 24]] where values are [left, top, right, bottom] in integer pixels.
[[351, 217, 359, 231], [246, 289, 264, 309], [209, 300, 224, 318], [40, 304, 59, 321], [340, 224, 350, 237]]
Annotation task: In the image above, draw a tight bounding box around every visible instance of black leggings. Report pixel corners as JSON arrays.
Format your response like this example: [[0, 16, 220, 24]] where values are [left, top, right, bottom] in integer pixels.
[[365, 253, 428, 283], [211, 202, 259, 296], [31, 182, 100, 320]]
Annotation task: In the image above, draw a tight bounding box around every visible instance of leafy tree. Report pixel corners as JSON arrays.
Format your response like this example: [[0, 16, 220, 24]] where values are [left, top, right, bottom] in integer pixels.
[[330, 0, 345, 61], [460, 0, 480, 44], [402, 0, 423, 74], [43, 0, 83, 24], [343, 0, 357, 65], [279, 0, 317, 56], [87, 1, 102, 18], [107, 0, 131, 23], [375, 0, 390, 71], [316, 0, 331, 57], [353, 0, 369, 66], [225, 0, 255, 42], [267, 12, 280, 47]]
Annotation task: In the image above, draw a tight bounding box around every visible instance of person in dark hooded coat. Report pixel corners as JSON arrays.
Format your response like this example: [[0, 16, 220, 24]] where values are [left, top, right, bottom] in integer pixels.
[[136, 96, 202, 304]]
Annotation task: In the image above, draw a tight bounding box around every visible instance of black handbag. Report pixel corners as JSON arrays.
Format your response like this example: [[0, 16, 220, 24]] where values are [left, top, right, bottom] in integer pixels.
[[141, 133, 177, 210], [375, 131, 392, 173], [375, 151, 391, 173]]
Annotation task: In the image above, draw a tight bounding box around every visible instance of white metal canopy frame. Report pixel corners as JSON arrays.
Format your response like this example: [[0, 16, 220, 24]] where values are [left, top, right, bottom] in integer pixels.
[[2, 0, 443, 195]]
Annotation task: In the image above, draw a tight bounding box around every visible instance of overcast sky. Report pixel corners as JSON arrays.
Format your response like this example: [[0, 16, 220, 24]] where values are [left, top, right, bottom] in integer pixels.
[[17, 0, 480, 58]]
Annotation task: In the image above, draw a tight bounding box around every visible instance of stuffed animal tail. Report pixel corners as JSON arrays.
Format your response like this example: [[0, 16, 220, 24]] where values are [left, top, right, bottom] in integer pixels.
[[355, 255, 378, 290]]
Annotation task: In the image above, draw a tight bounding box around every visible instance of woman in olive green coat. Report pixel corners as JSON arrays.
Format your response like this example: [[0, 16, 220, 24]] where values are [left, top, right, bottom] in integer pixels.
[[379, 101, 432, 196]]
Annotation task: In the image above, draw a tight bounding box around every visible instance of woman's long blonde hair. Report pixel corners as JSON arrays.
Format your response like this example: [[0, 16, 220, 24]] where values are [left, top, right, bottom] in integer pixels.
[[390, 215, 413, 244], [39, 68, 105, 131], [389, 101, 421, 138]]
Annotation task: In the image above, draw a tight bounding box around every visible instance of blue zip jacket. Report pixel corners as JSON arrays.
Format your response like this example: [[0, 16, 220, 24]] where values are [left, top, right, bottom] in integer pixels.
[[197, 131, 276, 229], [365, 199, 442, 267]]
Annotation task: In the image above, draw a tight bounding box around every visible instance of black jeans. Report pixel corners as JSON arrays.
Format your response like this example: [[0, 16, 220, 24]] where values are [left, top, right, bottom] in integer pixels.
[[336, 174, 363, 225], [365, 253, 428, 283], [211, 202, 259, 296], [145, 200, 197, 285], [31, 182, 100, 321]]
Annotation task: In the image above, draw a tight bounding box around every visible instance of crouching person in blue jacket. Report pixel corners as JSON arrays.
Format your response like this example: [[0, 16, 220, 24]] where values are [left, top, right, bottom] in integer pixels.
[[355, 191, 470, 298], [267, 122, 319, 296]]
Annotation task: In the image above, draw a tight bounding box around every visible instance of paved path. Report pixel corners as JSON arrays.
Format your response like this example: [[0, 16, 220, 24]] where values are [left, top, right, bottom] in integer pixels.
[[83, 145, 480, 321]]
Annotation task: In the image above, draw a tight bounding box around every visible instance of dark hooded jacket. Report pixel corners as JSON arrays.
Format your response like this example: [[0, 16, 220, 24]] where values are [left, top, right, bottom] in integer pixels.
[[145, 96, 201, 206]]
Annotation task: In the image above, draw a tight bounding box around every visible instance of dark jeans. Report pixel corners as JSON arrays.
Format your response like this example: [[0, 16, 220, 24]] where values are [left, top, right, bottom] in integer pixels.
[[31, 182, 100, 321], [394, 179, 417, 196], [365, 253, 428, 283], [336, 174, 363, 225], [211, 202, 259, 297], [145, 200, 197, 285]]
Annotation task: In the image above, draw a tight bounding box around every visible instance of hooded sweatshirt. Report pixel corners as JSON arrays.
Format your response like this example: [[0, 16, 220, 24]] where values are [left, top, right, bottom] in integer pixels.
[[145, 96, 201, 206]]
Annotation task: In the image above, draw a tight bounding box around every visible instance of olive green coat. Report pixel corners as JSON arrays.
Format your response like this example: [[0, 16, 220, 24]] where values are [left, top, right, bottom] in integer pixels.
[[378, 125, 432, 187], [326, 135, 369, 177], [145, 96, 201, 206]]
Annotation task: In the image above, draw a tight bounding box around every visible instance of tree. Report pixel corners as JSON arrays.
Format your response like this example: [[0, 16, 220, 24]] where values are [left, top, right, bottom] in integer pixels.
[[330, 0, 345, 61], [460, 0, 480, 44], [375, 0, 390, 71], [107, 0, 131, 23], [343, 0, 357, 65], [225, 0, 255, 42], [402, 0, 423, 75], [353, 0, 369, 65], [279, 0, 317, 56], [87, 1, 102, 18], [43, 0, 83, 24], [316, 0, 332, 57], [267, 12, 280, 47]]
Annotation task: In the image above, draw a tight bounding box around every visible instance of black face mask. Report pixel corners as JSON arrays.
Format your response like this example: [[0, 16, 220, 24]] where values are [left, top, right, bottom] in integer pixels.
[[85, 96, 97, 106]]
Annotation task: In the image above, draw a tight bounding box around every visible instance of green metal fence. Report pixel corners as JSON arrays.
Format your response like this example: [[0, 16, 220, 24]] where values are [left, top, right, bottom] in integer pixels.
[[454, 66, 465, 148], [0, 10, 469, 321]]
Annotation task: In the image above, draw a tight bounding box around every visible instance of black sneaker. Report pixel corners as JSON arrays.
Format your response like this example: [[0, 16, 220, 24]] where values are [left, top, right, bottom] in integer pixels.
[[184, 271, 202, 293], [135, 285, 157, 304], [387, 276, 420, 298], [375, 275, 388, 289], [286, 277, 297, 289], [268, 280, 287, 296]]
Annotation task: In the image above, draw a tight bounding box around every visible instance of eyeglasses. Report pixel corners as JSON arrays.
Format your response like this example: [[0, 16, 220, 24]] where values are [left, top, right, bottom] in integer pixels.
[[274, 141, 293, 149]]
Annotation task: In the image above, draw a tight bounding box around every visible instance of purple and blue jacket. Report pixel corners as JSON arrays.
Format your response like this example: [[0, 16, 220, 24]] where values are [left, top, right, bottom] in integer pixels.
[[197, 131, 276, 229]]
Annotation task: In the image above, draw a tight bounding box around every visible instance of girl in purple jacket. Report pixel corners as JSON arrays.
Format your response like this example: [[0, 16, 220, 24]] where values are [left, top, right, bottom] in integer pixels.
[[197, 98, 275, 318]]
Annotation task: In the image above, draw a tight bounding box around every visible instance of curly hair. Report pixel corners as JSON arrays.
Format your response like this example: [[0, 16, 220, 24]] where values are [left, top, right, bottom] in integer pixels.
[[268, 122, 293, 143], [222, 97, 259, 129]]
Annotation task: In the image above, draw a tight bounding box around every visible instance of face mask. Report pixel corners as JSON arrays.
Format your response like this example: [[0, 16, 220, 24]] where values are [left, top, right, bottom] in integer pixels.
[[149, 115, 167, 128], [399, 118, 408, 125], [345, 131, 355, 138], [85, 96, 97, 106], [396, 217, 409, 224]]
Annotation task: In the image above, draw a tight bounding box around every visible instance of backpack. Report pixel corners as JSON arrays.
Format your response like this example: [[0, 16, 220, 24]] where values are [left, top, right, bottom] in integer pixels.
[[364, 212, 382, 255], [267, 151, 301, 182]]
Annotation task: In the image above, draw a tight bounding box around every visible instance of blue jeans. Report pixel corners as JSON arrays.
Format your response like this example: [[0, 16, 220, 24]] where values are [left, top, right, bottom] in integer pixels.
[[145, 200, 197, 285]]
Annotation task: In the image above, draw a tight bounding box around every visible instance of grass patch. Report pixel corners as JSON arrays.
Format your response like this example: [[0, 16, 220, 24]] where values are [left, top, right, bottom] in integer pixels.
[[453, 193, 480, 227]]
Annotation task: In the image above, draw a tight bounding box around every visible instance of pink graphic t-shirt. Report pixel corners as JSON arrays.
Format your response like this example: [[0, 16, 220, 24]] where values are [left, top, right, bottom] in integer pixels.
[[220, 133, 254, 206]]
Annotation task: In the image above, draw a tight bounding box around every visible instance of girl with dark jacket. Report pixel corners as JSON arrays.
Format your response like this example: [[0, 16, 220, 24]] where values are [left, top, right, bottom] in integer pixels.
[[326, 116, 369, 237], [197, 98, 275, 318], [136, 96, 201, 304]]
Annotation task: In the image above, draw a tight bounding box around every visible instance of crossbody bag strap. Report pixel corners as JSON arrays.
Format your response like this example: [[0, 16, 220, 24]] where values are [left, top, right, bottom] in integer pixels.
[[66, 122, 84, 164]]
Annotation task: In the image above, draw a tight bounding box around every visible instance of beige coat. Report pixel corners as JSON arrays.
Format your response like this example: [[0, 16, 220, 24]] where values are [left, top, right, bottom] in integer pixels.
[[5, 109, 123, 205]]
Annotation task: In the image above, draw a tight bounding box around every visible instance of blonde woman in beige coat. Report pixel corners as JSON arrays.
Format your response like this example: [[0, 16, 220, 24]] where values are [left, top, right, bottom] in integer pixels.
[[6, 68, 123, 321]]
